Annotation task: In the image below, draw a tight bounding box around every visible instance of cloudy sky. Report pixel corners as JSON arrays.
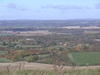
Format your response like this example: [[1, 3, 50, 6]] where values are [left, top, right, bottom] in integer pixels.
[[0, 0, 100, 20]]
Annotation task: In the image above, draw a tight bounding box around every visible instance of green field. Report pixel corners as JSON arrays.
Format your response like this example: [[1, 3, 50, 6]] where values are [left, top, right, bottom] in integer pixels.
[[39, 54, 49, 58], [68, 52, 100, 66], [0, 58, 13, 63], [21, 45, 41, 48], [0, 33, 13, 36], [0, 45, 7, 47]]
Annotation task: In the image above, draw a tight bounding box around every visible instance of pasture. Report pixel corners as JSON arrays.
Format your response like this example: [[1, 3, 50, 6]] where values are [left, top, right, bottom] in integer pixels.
[[0, 58, 13, 63], [68, 52, 100, 66], [21, 45, 41, 48]]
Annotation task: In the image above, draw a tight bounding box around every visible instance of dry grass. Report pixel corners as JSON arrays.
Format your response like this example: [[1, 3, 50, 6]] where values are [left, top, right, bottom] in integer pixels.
[[0, 62, 100, 75], [0, 61, 100, 70]]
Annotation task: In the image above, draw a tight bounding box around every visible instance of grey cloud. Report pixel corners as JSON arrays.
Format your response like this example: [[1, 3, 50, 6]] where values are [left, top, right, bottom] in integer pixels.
[[6, 3, 27, 11], [42, 4, 91, 10], [95, 3, 100, 9]]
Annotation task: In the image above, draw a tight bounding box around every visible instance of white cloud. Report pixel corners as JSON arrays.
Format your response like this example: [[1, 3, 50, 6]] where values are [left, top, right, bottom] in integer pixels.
[[42, 4, 92, 10]]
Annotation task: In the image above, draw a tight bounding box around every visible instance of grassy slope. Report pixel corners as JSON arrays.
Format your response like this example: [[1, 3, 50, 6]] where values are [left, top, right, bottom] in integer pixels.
[[68, 52, 100, 66]]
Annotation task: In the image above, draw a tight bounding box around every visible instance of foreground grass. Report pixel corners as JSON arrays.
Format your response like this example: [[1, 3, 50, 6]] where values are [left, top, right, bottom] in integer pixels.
[[0, 68, 100, 75]]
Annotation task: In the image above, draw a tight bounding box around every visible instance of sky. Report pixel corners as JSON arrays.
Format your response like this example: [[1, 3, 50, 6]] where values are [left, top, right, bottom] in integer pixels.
[[0, 0, 100, 20]]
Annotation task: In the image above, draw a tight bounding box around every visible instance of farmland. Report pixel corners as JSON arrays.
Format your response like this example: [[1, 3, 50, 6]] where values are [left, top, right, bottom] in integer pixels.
[[0, 58, 13, 63], [0, 30, 52, 36], [0, 30, 100, 65], [68, 52, 100, 66], [0, 20, 100, 28]]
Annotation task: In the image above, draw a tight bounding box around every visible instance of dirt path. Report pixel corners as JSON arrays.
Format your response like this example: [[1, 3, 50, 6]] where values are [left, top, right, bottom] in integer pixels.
[[0, 62, 100, 70]]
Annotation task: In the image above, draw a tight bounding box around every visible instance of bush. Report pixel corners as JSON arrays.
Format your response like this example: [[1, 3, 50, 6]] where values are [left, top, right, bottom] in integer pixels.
[[24, 55, 39, 62]]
